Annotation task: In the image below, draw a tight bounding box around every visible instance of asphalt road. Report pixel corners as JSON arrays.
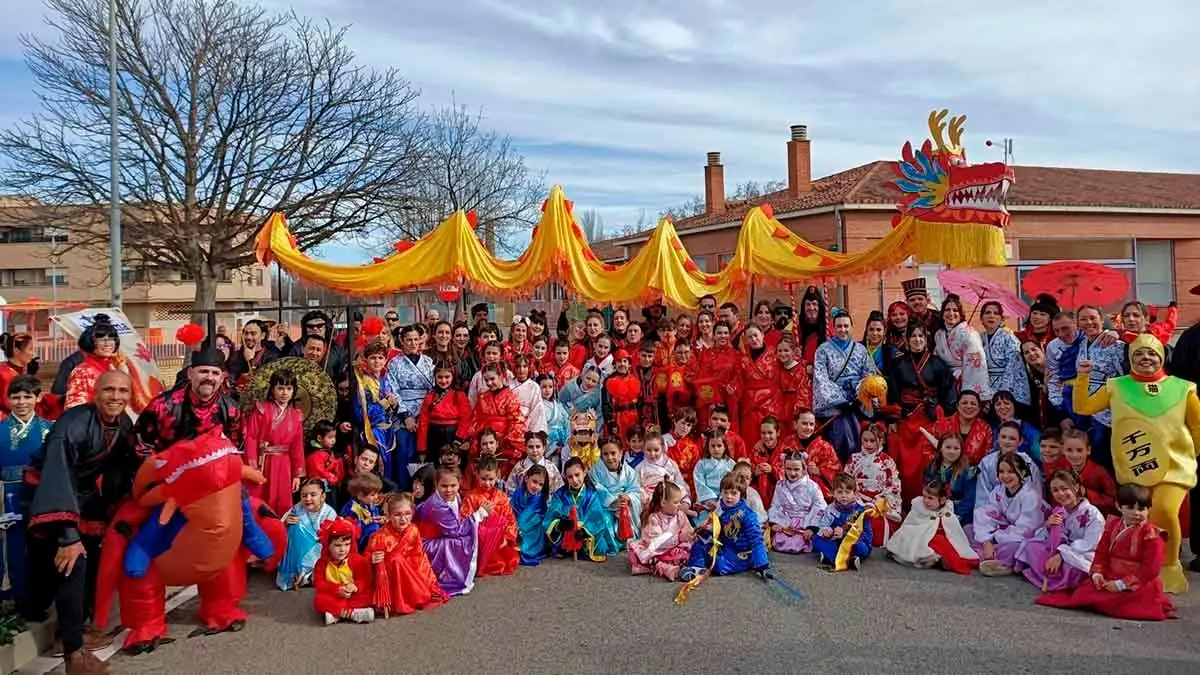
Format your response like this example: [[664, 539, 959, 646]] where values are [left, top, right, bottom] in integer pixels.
[[98, 547, 1200, 675]]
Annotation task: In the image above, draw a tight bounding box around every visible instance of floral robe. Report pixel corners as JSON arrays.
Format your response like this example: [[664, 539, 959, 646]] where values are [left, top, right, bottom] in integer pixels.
[[846, 450, 901, 523], [811, 340, 871, 417], [983, 327, 1030, 406], [384, 353, 436, 424], [935, 322, 992, 401]]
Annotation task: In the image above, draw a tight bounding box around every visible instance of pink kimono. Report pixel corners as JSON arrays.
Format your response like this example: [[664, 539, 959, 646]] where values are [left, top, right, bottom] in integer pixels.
[[243, 402, 305, 516], [628, 510, 693, 580]]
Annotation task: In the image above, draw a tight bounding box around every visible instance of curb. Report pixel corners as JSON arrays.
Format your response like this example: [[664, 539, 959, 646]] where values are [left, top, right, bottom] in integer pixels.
[[0, 618, 55, 675]]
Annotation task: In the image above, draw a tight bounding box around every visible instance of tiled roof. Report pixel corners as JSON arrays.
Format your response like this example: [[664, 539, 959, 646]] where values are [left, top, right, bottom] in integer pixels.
[[594, 162, 1200, 252]]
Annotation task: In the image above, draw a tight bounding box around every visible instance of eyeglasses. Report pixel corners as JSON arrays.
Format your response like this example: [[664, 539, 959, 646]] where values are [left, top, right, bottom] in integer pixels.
[[385, 316, 399, 322]]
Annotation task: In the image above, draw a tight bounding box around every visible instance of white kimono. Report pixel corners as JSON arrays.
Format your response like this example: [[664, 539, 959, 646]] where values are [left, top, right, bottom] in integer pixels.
[[976, 450, 1043, 501], [509, 378, 547, 435], [1018, 499, 1105, 573], [886, 497, 978, 567], [637, 456, 690, 506], [935, 321, 992, 401], [767, 477, 826, 528]]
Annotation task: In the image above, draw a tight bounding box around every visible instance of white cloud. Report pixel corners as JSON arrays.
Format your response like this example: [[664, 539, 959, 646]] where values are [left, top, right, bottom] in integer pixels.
[[2, 0, 1198, 240]]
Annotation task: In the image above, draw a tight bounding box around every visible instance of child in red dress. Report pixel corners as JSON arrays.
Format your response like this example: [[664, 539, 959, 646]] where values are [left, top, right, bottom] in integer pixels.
[[244, 369, 306, 516], [1037, 484, 1176, 621], [367, 492, 447, 617], [313, 517, 375, 625], [460, 458, 520, 576], [417, 366, 472, 464], [791, 408, 841, 499], [306, 421, 345, 506], [663, 407, 701, 495], [750, 416, 785, 508]]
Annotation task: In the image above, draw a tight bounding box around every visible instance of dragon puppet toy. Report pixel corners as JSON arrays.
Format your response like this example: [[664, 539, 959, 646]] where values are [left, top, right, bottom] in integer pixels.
[[94, 427, 287, 654]]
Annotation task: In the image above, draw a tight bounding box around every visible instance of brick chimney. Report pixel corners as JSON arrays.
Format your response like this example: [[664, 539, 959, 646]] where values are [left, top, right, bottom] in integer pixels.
[[704, 151, 725, 215], [786, 125, 812, 197]]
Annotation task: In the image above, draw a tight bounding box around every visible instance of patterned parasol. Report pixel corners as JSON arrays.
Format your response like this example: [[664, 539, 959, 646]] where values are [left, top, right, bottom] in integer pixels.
[[243, 357, 336, 432], [937, 269, 1029, 319]]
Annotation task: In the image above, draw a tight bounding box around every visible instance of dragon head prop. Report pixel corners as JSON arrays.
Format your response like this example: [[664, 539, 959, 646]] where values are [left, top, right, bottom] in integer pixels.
[[893, 110, 1014, 226], [134, 426, 265, 524], [568, 409, 598, 451], [890, 111, 1015, 269]]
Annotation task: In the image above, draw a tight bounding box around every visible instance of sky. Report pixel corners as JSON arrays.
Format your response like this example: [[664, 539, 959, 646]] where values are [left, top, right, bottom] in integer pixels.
[[1, 0, 1198, 264]]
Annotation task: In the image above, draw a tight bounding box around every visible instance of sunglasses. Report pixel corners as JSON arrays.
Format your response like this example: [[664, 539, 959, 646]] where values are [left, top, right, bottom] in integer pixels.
[[386, 316, 399, 322]]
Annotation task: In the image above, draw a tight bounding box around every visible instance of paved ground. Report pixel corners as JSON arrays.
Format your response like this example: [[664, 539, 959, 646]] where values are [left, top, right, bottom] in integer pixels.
[[101, 549, 1199, 675]]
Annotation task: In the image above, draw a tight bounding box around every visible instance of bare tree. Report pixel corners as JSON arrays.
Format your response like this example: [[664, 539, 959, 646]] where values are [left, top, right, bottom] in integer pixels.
[[390, 100, 545, 256], [0, 0, 427, 316], [656, 179, 786, 222], [578, 208, 604, 242]]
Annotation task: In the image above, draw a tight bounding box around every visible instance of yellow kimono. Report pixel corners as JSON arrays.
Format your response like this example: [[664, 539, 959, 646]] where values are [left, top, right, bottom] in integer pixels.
[[1073, 333, 1200, 594]]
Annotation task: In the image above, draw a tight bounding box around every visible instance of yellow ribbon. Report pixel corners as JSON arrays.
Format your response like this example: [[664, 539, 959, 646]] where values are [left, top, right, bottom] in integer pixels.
[[834, 497, 888, 572], [674, 510, 722, 605]]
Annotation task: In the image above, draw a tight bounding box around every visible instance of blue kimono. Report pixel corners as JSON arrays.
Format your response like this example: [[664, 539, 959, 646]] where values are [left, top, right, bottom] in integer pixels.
[[543, 398, 570, 465], [983, 328, 1031, 406], [808, 501, 872, 565], [544, 483, 618, 561], [383, 354, 435, 490], [685, 499, 769, 576], [354, 371, 398, 475], [812, 338, 871, 463], [693, 457, 735, 505], [340, 498, 381, 552], [588, 460, 644, 542], [0, 415, 51, 602], [624, 452, 644, 468], [923, 461, 977, 526], [276, 503, 337, 590], [509, 486, 549, 566]]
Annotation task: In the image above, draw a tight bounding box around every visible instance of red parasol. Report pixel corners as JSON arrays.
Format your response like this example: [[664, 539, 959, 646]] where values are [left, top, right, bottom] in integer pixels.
[[937, 270, 1029, 319], [1020, 261, 1129, 309]]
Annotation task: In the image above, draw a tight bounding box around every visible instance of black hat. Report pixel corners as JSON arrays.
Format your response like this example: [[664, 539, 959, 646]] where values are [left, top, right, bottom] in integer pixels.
[[471, 303, 488, 316], [190, 348, 226, 369], [1029, 293, 1059, 317]]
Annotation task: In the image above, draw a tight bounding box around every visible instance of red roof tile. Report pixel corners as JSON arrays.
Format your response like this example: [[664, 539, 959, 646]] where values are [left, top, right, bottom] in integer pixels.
[[594, 162, 1200, 253]]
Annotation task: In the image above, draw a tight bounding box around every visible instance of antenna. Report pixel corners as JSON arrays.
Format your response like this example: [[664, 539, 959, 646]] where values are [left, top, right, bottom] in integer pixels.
[[984, 138, 1014, 164]]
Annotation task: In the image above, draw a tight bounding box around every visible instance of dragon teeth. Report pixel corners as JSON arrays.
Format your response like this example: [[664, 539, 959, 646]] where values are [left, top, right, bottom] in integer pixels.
[[163, 445, 239, 485]]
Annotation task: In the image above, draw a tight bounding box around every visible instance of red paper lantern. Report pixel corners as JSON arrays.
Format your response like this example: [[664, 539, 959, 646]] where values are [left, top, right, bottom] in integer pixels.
[[437, 283, 461, 302]]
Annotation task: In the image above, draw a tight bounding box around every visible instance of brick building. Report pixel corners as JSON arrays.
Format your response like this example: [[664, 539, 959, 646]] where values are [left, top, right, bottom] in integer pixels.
[[594, 125, 1200, 330]]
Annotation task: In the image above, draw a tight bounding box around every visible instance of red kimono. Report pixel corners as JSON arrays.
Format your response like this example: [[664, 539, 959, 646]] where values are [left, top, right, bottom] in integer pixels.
[[416, 387, 472, 457], [1076, 460, 1119, 516], [777, 361, 811, 438], [1014, 325, 1053, 350], [545, 362, 580, 391], [635, 365, 660, 429], [653, 333, 676, 369], [460, 484, 519, 576], [655, 363, 694, 421], [312, 552, 374, 617], [689, 345, 741, 432], [1036, 517, 1176, 621], [667, 434, 702, 495], [750, 440, 782, 508], [738, 350, 781, 449], [932, 415, 993, 466], [783, 436, 840, 499], [602, 371, 641, 442], [568, 343, 589, 370], [469, 387, 527, 474], [367, 523, 447, 615], [243, 402, 306, 518], [64, 353, 117, 410], [501, 340, 533, 372], [306, 449, 345, 490]]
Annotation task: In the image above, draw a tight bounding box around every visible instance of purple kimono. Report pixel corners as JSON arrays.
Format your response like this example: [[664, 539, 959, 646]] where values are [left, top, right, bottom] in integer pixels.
[[415, 492, 481, 596], [1015, 499, 1103, 591], [971, 480, 1044, 567]]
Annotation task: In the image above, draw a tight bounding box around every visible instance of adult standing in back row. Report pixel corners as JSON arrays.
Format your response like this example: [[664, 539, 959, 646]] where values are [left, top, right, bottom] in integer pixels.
[[385, 325, 435, 491]]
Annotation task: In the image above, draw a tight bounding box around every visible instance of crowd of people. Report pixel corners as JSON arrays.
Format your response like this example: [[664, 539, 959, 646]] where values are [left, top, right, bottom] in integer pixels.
[[0, 277, 1197, 674]]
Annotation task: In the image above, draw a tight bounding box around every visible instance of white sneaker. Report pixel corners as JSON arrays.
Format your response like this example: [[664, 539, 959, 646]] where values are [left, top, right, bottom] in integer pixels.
[[324, 612, 337, 626], [350, 608, 375, 624]]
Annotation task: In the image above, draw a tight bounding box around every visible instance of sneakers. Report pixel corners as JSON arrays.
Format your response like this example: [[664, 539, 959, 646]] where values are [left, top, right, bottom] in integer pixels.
[[850, 556, 862, 571], [323, 612, 337, 626], [678, 566, 701, 582], [349, 608, 375, 624], [64, 649, 110, 675]]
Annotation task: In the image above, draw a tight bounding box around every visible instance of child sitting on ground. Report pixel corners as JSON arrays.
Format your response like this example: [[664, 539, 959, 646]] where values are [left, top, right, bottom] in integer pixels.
[[680, 473, 770, 581], [461, 458, 520, 577], [808, 473, 872, 570], [312, 517, 375, 625], [367, 492, 447, 617], [415, 468, 490, 596], [767, 452, 826, 554], [545, 457, 619, 562], [510, 464, 551, 566], [277, 478, 338, 590], [340, 473, 385, 552], [885, 478, 978, 574], [628, 481, 694, 581], [589, 437, 644, 545]]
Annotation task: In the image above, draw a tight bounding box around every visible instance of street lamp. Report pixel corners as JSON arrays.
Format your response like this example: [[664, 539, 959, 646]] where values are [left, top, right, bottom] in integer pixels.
[[109, 0, 122, 308]]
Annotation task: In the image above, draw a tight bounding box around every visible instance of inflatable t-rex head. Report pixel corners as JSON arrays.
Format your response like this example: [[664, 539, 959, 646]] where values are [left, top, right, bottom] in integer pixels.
[[568, 409, 598, 451], [892, 110, 1015, 228], [134, 426, 264, 522]]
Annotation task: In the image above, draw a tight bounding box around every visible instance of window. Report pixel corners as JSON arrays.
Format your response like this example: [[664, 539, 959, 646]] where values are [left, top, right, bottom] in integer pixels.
[[691, 256, 709, 273], [0, 268, 47, 287], [917, 263, 945, 306], [121, 267, 136, 284], [1017, 238, 1132, 263], [46, 269, 68, 286], [718, 253, 734, 270], [1135, 240, 1173, 306]]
